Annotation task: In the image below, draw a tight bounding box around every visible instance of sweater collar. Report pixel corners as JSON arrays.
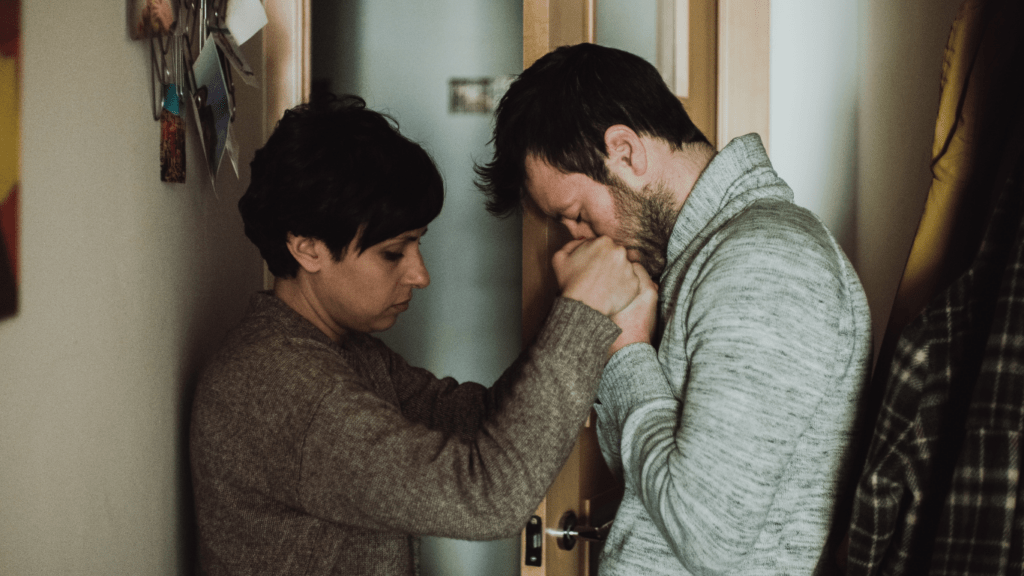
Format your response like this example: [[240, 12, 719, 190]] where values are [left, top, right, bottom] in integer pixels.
[[665, 133, 787, 267], [249, 291, 344, 347]]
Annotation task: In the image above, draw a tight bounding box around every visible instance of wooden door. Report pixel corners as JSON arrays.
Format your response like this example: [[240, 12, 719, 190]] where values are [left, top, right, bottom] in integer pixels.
[[519, 5, 607, 575], [519, 1, 767, 574]]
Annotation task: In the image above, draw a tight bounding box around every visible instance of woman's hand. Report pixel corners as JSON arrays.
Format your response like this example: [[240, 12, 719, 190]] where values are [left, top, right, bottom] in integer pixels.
[[552, 236, 639, 317]]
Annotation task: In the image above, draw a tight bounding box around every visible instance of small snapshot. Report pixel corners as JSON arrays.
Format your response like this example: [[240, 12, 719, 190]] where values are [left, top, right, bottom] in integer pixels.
[[448, 76, 514, 114]]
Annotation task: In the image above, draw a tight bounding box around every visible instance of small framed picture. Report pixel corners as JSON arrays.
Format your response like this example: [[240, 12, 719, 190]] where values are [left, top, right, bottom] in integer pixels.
[[449, 76, 515, 114]]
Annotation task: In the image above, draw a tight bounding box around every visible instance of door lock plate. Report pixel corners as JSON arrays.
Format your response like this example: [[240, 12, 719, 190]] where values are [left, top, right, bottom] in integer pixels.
[[525, 515, 542, 566]]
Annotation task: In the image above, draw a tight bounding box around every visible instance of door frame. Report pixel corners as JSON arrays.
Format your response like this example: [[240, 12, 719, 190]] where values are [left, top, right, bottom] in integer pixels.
[[261, 0, 311, 290]]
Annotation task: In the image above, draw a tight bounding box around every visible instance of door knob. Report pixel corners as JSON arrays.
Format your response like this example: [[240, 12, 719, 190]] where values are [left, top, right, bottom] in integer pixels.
[[556, 511, 613, 551]]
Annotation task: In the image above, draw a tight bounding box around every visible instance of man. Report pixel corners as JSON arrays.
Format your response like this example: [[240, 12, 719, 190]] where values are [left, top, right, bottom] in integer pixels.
[[189, 94, 657, 575], [477, 44, 872, 575]]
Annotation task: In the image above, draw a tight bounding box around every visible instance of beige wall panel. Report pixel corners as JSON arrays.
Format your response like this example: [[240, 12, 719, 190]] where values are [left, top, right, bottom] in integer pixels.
[[717, 0, 770, 151]]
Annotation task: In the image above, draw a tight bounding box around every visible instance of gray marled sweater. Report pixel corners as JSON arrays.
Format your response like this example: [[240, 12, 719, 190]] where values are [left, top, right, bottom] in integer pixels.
[[595, 134, 872, 575], [190, 293, 619, 575]]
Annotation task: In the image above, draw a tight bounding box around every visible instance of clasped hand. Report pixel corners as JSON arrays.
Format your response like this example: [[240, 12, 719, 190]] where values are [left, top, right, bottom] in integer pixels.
[[552, 237, 658, 356]]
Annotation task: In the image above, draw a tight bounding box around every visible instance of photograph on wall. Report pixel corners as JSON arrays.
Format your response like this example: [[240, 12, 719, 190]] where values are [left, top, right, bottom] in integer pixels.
[[0, 0, 19, 319], [448, 76, 515, 114], [191, 41, 231, 179], [129, 0, 177, 40]]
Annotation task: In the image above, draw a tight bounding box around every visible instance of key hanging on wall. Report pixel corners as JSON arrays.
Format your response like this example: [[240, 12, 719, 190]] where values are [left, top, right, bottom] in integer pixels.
[[138, 0, 189, 183], [134, 0, 266, 186], [160, 35, 186, 183]]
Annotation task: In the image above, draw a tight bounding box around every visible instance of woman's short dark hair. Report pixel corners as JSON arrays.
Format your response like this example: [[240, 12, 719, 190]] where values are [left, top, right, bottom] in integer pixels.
[[239, 94, 444, 278], [476, 43, 709, 216]]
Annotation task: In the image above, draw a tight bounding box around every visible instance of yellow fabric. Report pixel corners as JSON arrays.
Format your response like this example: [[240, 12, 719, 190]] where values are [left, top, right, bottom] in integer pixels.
[[0, 55, 18, 204], [884, 0, 985, 336]]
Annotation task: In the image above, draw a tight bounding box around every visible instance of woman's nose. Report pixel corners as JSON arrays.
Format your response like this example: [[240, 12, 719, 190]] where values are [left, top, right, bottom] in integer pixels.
[[406, 253, 430, 289]]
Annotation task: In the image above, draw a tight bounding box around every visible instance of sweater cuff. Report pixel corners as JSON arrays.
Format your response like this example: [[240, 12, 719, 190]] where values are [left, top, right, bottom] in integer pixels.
[[534, 297, 621, 353], [599, 343, 669, 423]]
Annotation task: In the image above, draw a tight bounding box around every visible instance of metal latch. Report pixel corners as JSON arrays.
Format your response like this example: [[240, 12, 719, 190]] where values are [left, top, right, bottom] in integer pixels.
[[556, 511, 613, 551]]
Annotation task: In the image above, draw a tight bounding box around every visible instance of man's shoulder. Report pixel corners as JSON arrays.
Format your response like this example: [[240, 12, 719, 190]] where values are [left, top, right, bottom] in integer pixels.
[[663, 197, 863, 329], [729, 198, 832, 244], [704, 199, 841, 274]]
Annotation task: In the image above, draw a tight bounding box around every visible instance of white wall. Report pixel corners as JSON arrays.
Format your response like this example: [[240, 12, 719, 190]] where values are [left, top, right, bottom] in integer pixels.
[[769, 0, 859, 254], [770, 0, 964, 353], [0, 2, 265, 573]]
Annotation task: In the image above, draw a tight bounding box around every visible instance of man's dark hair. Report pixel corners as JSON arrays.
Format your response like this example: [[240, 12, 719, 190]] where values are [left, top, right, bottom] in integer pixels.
[[239, 94, 444, 278], [476, 43, 709, 216]]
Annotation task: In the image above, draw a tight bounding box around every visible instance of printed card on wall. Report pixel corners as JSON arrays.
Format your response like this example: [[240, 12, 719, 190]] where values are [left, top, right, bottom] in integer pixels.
[[211, 0, 268, 88], [191, 41, 231, 181], [225, 0, 268, 45], [129, 0, 176, 40], [0, 0, 19, 319]]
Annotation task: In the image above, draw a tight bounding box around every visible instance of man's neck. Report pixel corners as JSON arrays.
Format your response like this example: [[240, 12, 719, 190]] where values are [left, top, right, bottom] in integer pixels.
[[668, 142, 716, 213]]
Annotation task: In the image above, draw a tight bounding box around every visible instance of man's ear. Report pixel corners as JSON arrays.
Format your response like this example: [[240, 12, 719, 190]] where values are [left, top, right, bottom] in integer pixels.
[[285, 233, 328, 274], [604, 124, 648, 178]]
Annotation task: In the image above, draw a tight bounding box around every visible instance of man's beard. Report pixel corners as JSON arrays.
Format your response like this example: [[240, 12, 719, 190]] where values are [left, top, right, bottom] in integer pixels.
[[607, 174, 678, 279]]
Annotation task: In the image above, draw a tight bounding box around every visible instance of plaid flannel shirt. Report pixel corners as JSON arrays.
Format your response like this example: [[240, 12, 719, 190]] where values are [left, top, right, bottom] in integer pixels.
[[846, 139, 1024, 575]]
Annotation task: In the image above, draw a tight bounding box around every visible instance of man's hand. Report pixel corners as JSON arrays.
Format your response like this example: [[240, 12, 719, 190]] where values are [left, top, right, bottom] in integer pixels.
[[608, 263, 658, 357], [552, 236, 639, 317]]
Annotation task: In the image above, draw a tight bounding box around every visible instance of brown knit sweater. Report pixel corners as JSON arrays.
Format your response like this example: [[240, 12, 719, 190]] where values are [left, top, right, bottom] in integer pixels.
[[189, 292, 619, 575]]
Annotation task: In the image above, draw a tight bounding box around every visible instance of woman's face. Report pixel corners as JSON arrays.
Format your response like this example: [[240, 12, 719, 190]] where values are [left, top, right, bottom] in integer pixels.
[[309, 226, 430, 336]]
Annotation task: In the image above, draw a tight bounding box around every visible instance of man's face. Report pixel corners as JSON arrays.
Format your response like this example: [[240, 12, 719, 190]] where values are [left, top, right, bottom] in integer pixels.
[[309, 227, 430, 335], [524, 155, 676, 278]]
